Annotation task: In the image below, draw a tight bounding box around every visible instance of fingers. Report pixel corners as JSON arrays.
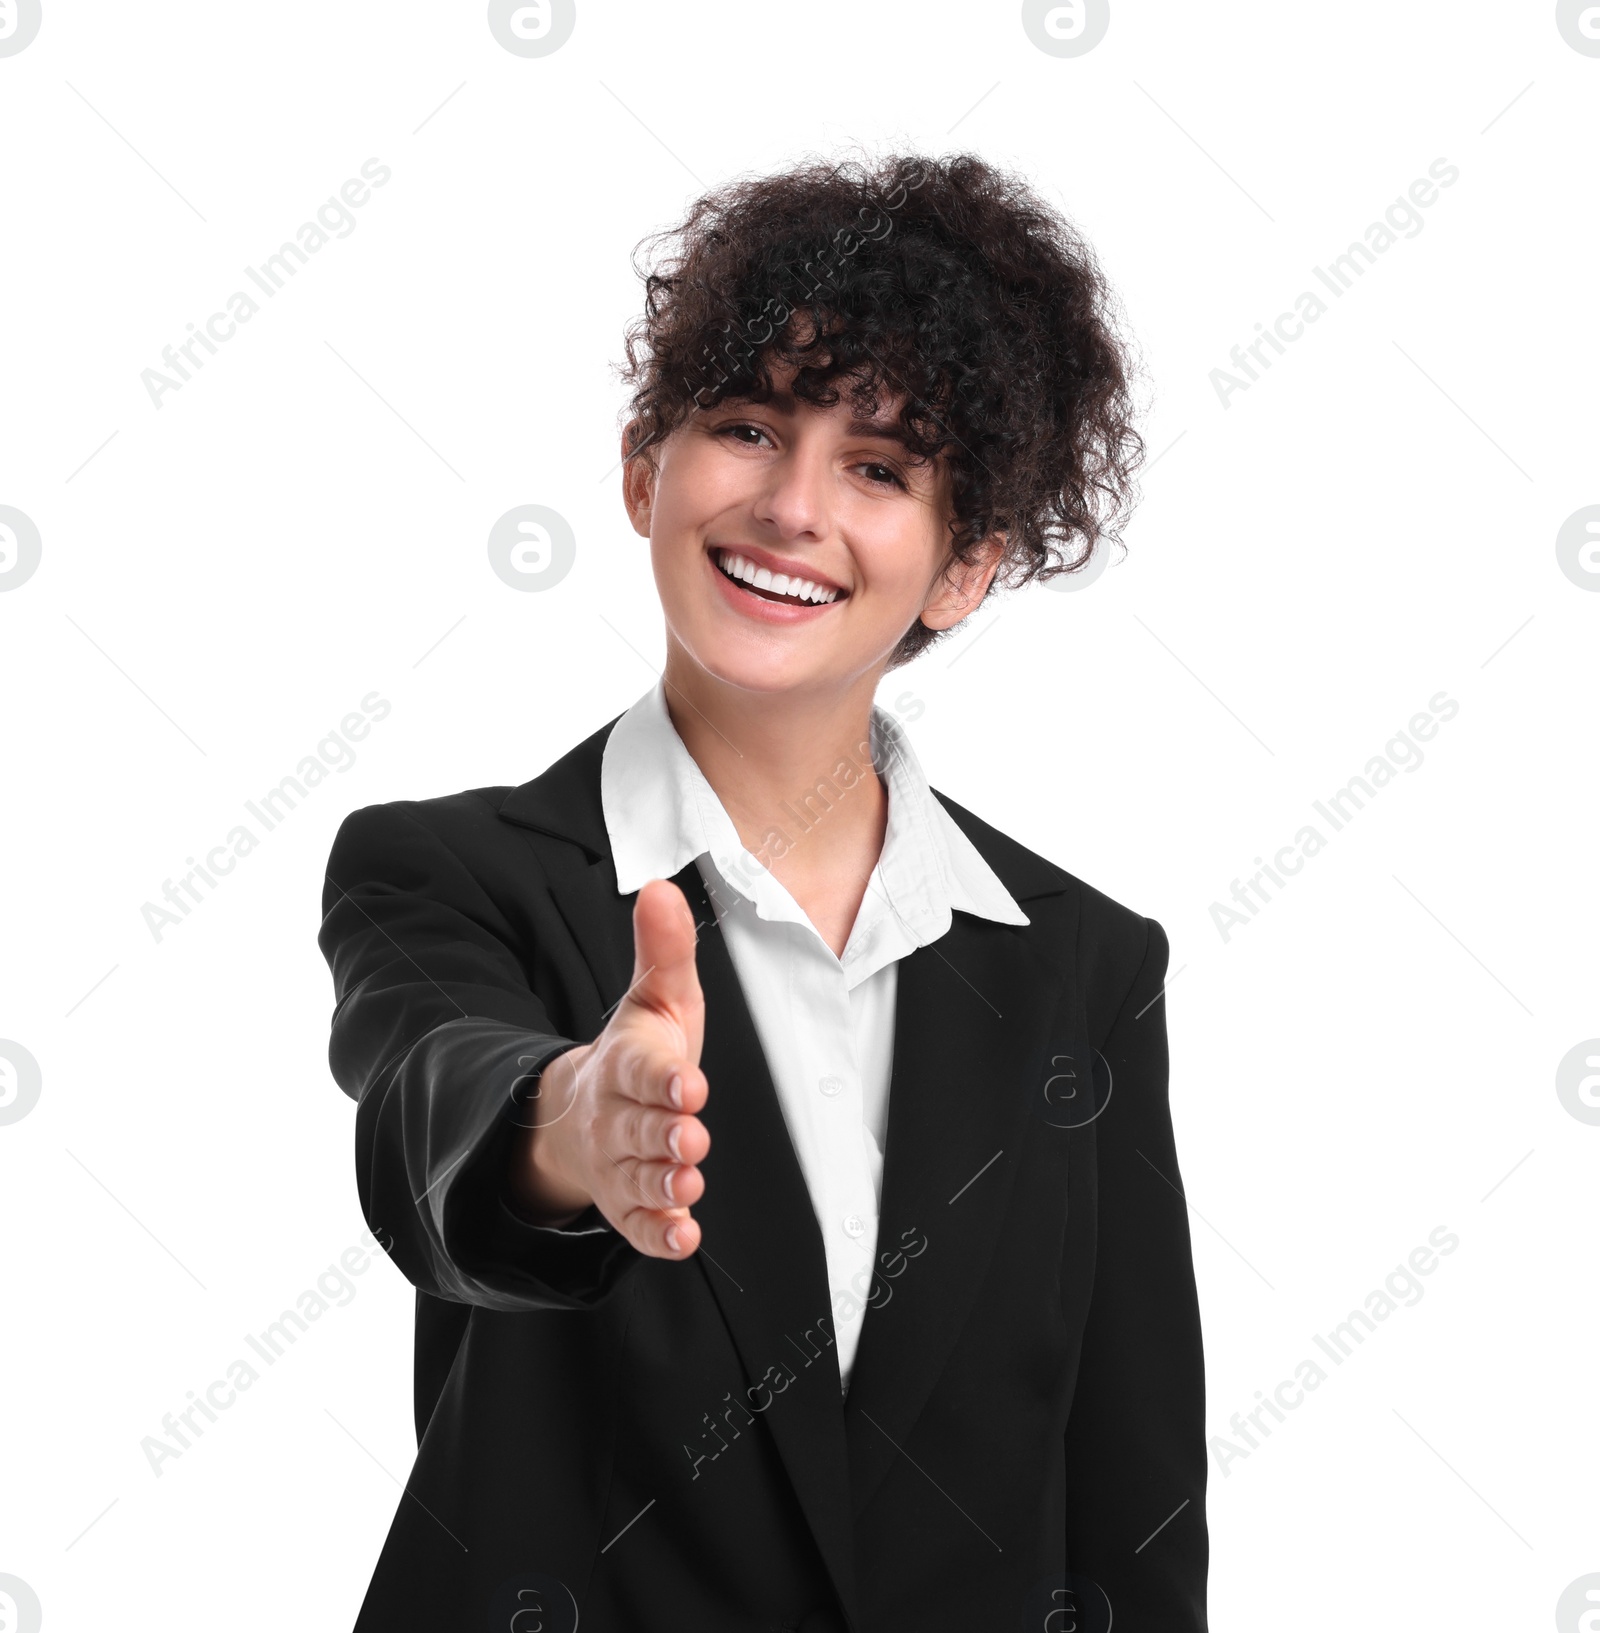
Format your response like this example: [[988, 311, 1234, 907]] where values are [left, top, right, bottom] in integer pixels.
[[631, 1154, 706, 1211], [608, 1180, 705, 1259], [625, 880, 705, 1062], [658, 1209, 702, 1259], [587, 1048, 710, 1259], [595, 1096, 710, 1192]]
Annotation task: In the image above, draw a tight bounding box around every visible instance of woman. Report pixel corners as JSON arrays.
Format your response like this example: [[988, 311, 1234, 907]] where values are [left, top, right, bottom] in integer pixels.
[[319, 150, 1208, 1631]]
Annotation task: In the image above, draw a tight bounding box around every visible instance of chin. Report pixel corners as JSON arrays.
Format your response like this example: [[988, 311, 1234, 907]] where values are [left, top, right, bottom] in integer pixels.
[[685, 643, 823, 696]]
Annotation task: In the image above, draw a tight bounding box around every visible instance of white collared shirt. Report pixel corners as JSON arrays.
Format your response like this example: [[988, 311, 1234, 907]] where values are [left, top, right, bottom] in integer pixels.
[[600, 679, 1028, 1394]]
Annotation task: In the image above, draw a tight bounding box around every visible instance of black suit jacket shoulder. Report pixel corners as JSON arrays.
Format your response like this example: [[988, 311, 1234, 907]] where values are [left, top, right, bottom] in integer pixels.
[[318, 714, 1209, 1633]]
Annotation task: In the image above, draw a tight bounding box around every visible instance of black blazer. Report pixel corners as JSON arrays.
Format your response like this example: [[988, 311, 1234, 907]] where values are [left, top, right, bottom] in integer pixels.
[[318, 712, 1208, 1633]]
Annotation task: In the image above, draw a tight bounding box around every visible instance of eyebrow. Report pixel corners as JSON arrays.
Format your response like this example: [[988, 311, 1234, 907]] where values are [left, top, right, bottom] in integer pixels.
[[725, 387, 916, 452], [846, 414, 911, 446]]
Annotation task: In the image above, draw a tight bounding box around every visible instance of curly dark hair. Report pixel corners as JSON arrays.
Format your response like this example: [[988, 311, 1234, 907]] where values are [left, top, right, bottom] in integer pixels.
[[617, 149, 1147, 668]]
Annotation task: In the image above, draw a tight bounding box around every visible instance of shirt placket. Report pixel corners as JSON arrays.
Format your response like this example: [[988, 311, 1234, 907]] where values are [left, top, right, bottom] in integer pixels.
[[790, 943, 876, 1362]]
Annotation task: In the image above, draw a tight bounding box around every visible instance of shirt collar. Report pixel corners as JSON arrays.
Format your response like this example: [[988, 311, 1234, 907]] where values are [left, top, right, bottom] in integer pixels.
[[599, 678, 1029, 940]]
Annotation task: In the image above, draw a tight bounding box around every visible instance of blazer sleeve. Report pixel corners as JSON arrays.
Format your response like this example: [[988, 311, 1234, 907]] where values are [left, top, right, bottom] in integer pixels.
[[1063, 915, 1209, 1629], [318, 799, 642, 1313]]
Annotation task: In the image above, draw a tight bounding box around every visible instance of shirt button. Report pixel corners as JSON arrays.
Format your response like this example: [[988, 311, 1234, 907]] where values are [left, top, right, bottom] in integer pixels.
[[818, 1074, 845, 1097], [842, 1214, 866, 1239]]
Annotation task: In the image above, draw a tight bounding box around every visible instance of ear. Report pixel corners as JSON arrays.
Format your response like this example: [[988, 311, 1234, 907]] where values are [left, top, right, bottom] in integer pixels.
[[918, 535, 1006, 632], [621, 423, 655, 540]]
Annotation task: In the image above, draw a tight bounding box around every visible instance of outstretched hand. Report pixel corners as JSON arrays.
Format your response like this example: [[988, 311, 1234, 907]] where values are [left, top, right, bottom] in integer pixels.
[[511, 878, 710, 1259]]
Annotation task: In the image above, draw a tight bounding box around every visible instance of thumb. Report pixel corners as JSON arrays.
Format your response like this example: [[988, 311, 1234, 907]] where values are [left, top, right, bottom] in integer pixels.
[[624, 879, 704, 1061]]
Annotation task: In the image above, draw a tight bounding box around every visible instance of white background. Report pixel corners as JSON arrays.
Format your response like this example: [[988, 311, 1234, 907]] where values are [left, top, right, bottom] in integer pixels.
[[1, 2, 1596, 1628]]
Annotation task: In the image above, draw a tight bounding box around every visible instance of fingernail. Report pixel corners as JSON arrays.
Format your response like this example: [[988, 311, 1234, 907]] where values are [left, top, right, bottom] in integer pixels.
[[668, 1073, 683, 1110], [666, 1225, 681, 1254], [668, 1123, 683, 1162], [664, 1167, 677, 1202]]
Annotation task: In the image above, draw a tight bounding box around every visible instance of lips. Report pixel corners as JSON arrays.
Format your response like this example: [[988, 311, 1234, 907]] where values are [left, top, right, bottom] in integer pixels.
[[708, 548, 835, 607], [706, 545, 845, 622]]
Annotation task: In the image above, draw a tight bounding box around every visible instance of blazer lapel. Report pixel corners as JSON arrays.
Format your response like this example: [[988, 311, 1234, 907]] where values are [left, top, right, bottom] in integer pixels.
[[674, 860, 864, 1626], [499, 714, 636, 1025], [840, 908, 1070, 1519]]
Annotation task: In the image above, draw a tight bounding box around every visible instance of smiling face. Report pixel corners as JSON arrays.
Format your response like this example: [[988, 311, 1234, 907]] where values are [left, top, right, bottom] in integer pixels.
[[622, 361, 1002, 703]]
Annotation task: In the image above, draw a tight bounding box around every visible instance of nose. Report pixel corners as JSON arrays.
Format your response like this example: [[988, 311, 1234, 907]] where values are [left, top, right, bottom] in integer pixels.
[[750, 434, 831, 543]]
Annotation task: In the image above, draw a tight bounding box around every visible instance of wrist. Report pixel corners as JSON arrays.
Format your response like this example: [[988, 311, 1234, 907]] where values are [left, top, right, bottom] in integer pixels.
[[508, 1044, 594, 1225]]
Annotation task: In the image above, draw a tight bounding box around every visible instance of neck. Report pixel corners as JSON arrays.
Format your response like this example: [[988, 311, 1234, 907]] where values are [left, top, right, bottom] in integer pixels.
[[659, 643, 889, 872]]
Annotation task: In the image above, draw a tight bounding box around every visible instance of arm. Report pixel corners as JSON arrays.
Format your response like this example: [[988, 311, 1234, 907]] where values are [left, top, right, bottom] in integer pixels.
[[1063, 916, 1209, 1628], [318, 800, 641, 1312]]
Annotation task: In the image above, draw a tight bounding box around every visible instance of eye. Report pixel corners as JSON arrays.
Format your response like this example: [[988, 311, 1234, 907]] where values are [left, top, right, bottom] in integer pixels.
[[717, 421, 772, 448], [858, 460, 907, 491]]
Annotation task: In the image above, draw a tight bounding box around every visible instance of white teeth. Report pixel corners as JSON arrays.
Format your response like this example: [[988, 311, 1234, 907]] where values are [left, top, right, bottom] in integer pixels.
[[715, 550, 839, 605]]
